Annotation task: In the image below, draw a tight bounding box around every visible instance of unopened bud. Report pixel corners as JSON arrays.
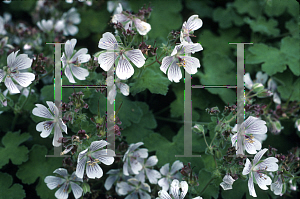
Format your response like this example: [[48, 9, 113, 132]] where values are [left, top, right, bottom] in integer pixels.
[[192, 124, 204, 135]]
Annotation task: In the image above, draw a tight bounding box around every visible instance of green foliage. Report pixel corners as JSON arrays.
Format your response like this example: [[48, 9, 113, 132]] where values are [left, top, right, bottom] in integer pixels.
[[244, 16, 280, 37], [0, 172, 26, 199], [16, 145, 63, 199], [264, 0, 299, 17], [213, 4, 244, 29], [0, 131, 31, 169], [233, 0, 262, 18], [185, 0, 213, 18]]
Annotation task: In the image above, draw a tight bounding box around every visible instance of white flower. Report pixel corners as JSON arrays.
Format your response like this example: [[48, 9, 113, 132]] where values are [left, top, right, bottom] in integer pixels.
[[160, 42, 203, 82], [66, 0, 92, 6], [289, 179, 297, 191], [107, 76, 129, 104], [123, 142, 148, 175], [107, 1, 130, 14], [242, 148, 279, 197], [116, 178, 151, 199], [61, 38, 90, 83], [61, 7, 81, 36], [104, 169, 130, 190], [135, 155, 161, 184], [37, 19, 54, 32], [98, 32, 146, 80], [3, 84, 34, 97], [44, 168, 83, 199], [0, 16, 7, 35], [0, 51, 35, 94], [158, 160, 183, 191], [54, 19, 65, 32], [32, 101, 67, 147], [267, 78, 281, 104], [244, 72, 268, 90], [75, 140, 115, 179], [295, 119, 300, 131], [220, 174, 235, 190], [180, 15, 203, 43], [270, 175, 283, 195], [157, 179, 202, 199], [111, 3, 151, 35], [231, 116, 267, 155]]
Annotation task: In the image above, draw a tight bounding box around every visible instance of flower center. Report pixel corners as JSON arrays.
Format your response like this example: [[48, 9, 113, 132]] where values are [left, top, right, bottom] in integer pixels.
[[43, 121, 54, 131], [87, 158, 100, 167], [244, 135, 254, 143]]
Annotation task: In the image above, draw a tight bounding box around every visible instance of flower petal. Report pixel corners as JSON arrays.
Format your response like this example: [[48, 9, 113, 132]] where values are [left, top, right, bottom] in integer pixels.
[[254, 172, 271, 190], [7, 51, 19, 68], [65, 39, 76, 59], [90, 140, 108, 151], [181, 56, 200, 74], [55, 183, 69, 199], [130, 159, 143, 174], [133, 148, 148, 158], [64, 65, 76, 83], [75, 152, 87, 178], [70, 64, 89, 81], [98, 32, 119, 50], [4, 76, 20, 94], [158, 190, 172, 199], [145, 155, 158, 167], [36, 121, 53, 138], [32, 104, 54, 119], [12, 54, 32, 70], [186, 15, 203, 31], [104, 175, 118, 190], [93, 149, 115, 165], [160, 163, 170, 176], [53, 123, 63, 147], [167, 61, 182, 83], [53, 168, 68, 177], [108, 84, 117, 104], [98, 51, 118, 71], [118, 82, 129, 96], [253, 148, 268, 165], [244, 116, 267, 135], [244, 137, 261, 154], [223, 174, 235, 185], [12, 72, 35, 88], [66, 24, 79, 36], [160, 56, 174, 74], [116, 56, 134, 80], [125, 49, 145, 68], [70, 182, 83, 199], [271, 177, 283, 195], [0, 69, 5, 82], [180, 181, 188, 199], [44, 176, 64, 190], [242, 158, 252, 175], [70, 172, 83, 182], [170, 160, 183, 174], [220, 181, 233, 190], [158, 178, 170, 191], [86, 163, 103, 179], [145, 168, 161, 184], [255, 71, 268, 85], [170, 179, 180, 198], [248, 174, 257, 197], [273, 92, 281, 104], [255, 157, 278, 172], [134, 18, 151, 35], [244, 73, 253, 90]]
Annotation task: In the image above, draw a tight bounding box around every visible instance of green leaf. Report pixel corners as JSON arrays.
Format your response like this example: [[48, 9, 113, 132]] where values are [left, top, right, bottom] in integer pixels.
[[185, 0, 214, 18], [0, 172, 26, 199], [285, 19, 299, 39], [277, 78, 300, 102], [246, 44, 286, 76], [233, 0, 262, 18], [40, 85, 54, 102], [280, 37, 300, 76], [213, 4, 244, 29], [130, 61, 171, 95], [192, 169, 219, 199], [16, 145, 63, 199], [0, 131, 31, 169], [196, 53, 237, 104], [264, 0, 299, 17], [244, 16, 280, 37]]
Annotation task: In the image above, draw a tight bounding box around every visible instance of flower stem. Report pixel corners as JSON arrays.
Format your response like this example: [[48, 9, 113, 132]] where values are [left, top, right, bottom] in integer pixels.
[[200, 177, 215, 195]]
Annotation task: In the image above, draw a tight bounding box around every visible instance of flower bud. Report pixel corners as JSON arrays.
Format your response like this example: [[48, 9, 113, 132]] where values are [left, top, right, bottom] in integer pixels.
[[82, 182, 91, 194], [0, 93, 7, 107], [252, 83, 264, 93], [192, 124, 204, 135]]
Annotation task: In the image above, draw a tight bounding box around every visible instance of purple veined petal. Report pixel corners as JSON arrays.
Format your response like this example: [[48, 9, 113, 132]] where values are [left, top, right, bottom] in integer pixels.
[[32, 104, 54, 119], [135, 170, 146, 183], [231, 133, 238, 147], [12, 72, 35, 88], [66, 24, 79, 36], [123, 159, 129, 176], [70, 64, 89, 81], [59, 119, 67, 134], [180, 181, 188, 199], [145, 168, 161, 184], [7, 50, 19, 68], [248, 174, 257, 197], [108, 84, 117, 104], [145, 155, 158, 167], [253, 133, 267, 143], [104, 175, 119, 190], [181, 56, 200, 74], [44, 176, 65, 190], [242, 158, 252, 175], [128, 142, 145, 152], [244, 116, 267, 135], [133, 148, 148, 159], [11, 54, 32, 70], [130, 159, 143, 174], [98, 32, 119, 50], [158, 177, 170, 191], [138, 190, 151, 199], [93, 149, 115, 165], [171, 44, 183, 56], [232, 124, 238, 132], [170, 160, 183, 174], [90, 140, 108, 151], [124, 21, 133, 30], [70, 182, 83, 199], [253, 148, 268, 165], [271, 176, 283, 195], [46, 101, 56, 115], [255, 157, 278, 172], [170, 179, 180, 198], [86, 162, 103, 179], [106, 76, 115, 87], [53, 168, 68, 177], [64, 64, 76, 83], [244, 137, 261, 154], [78, 148, 89, 162], [61, 53, 67, 68], [160, 56, 174, 74], [186, 15, 203, 31], [160, 163, 170, 176], [158, 190, 172, 199], [220, 181, 232, 190], [71, 48, 90, 63], [65, 39, 77, 59], [124, 49, 145, 68], [116, 56, 134, 80], [244, 73, 253, 90], [222, 174, 235, 185], [55, 182, 69, 199], [0, 69, 6, 82], [167, 61, 182, 83], [116, 181, 133, 195], [36, 121, 54, 138], [107, 169, 120, 175], [254, 172, 271, 190], [75, 153, 87, 178], [133, 18, 151, 35], [112, 13, 130, 24], [98, 51, 118, 71], [53, 123, 63, 147], [70, 172, 83, 182], [179, 42, 203, 54], [4, 76, 20, 94], [118, 82, 129, 96]]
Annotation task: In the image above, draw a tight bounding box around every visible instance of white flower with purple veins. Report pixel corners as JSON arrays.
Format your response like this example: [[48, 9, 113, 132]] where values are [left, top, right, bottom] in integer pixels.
[[180, 15, 203, 43], [107, 76, 129, 104], [45, 168, 83, 199], [0, 51, 35, 94], [61, 7, 81, 36], [157, 179, 202, 199], [112, 3, 151, 35], [32, 101, 67, 147], [123, 142, 148, 176], [267, 78, 281, 104], [158, 160, 184, 191], [61, 38, 90, 83], [220, 174, 235, 190], [160, 42, 203, 82], [104, 169, 131, 190], [98, 32, 146, 80], [244, 72, 268, 90], [270, 175, 283, 195], [231, 116, 267, 155], [117, 178, 151, 199], [37, 19, 54, 32], [3, 84, 34, 97], [242, 148, 279, 197], [135, 155, 161, 184], [76, 140, 115, 179]]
